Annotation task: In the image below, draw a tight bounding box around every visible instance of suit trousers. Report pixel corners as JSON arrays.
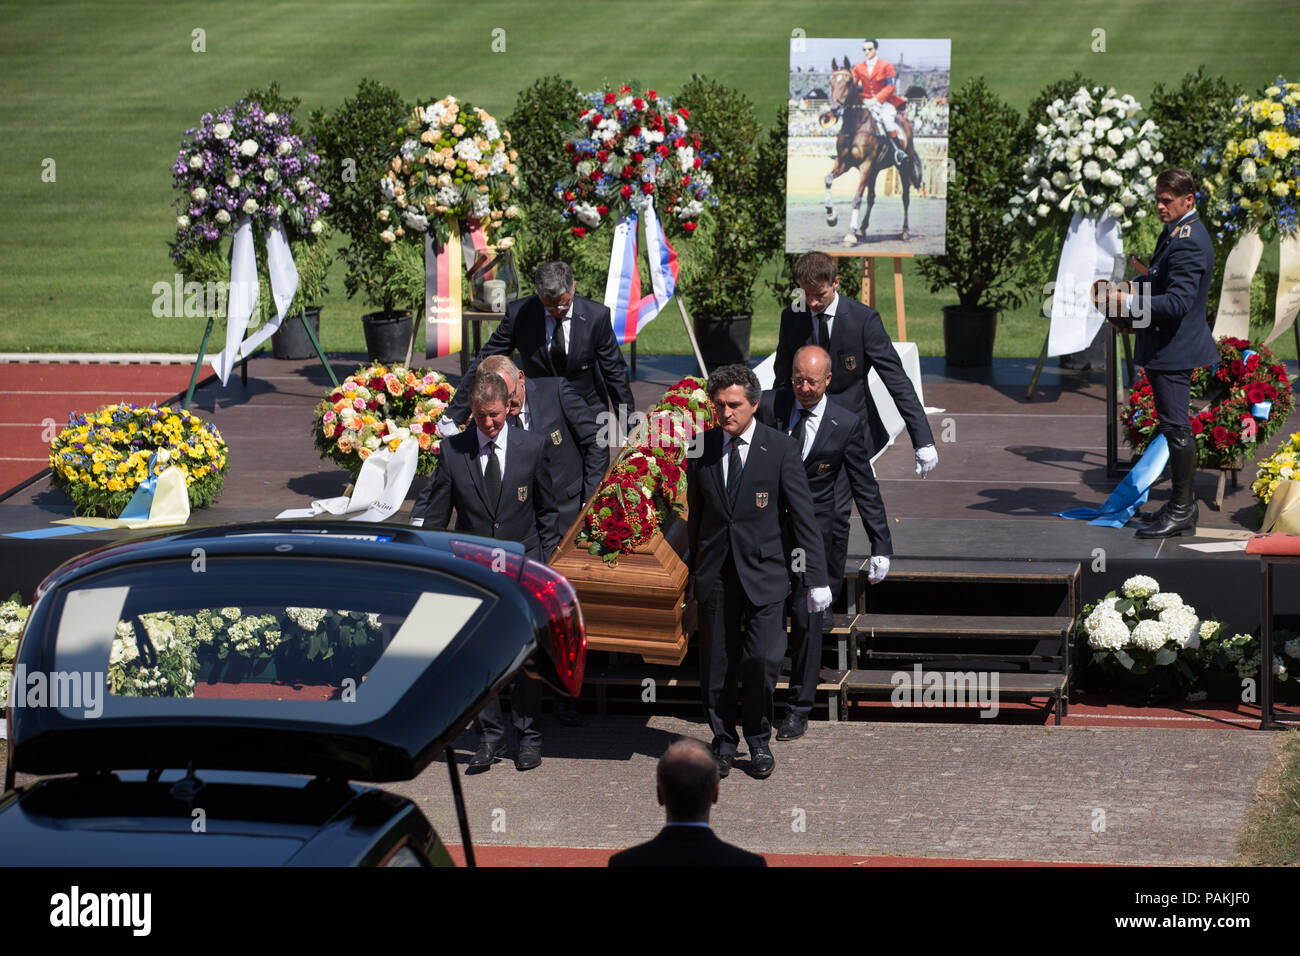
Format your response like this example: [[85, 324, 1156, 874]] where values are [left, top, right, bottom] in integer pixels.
[[1149, 368, 1193, 440], [784, 576, 825, 717], [699, 555, 786, 755], [475, 674, 542, 749]]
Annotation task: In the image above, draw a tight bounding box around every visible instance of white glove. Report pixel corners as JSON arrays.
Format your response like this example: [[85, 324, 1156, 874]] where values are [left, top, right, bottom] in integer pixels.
[[807, 586, 832, 615], [437, 416, 462, 439], [868, 555, 891, 585], [914, 444, 938, 478]]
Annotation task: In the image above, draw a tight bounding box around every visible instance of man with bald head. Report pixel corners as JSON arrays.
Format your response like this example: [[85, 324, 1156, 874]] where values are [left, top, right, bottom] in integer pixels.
[[758, 344, 892, 741], [608, 738, 766, 867]]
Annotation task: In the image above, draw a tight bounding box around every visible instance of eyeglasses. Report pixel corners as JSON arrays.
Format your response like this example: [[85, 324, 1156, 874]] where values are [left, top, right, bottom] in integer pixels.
[[791, 376, 828, 388]]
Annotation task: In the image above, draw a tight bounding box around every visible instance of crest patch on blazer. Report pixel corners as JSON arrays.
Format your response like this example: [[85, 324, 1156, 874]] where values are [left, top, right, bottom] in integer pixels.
[[755, 491, 769, 509], [1176, 224, 1191, 238], [550, 429, 563, 445], [517, 486, 528, 502], [816, 462, 832, 475], [843, 354, 857, 371]]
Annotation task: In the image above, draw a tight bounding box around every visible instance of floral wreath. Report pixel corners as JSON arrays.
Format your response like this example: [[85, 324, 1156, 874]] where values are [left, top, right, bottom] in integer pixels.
[[378, 96, 520, 248], [49, 404, 229, 517], [1008, 85, 1162, 232], [578, 376, 716, 565], [1201, 76, 1300, 244], [555, 86, 716, 239], [1123, 337, 1293, 468], [311, 363, 454, 477]]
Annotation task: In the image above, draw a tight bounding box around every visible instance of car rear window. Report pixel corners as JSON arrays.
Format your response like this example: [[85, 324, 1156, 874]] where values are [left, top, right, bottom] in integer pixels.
[[46, 557, 492, 724]]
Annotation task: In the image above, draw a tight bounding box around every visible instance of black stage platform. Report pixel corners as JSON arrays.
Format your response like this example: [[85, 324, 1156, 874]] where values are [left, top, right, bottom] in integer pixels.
[[3, 352, 1297, 634]]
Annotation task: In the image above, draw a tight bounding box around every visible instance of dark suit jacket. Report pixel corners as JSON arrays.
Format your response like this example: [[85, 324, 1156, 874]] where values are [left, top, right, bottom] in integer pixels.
[[1132, 212, 1220, 371], [447, 294, 635, 424], [774, 295, 933, 455], [415, 425, 559, 561], [757, 389, 892, 560], [686, 421, 827, 606], [519, 376, 608, 541], [608, 825, 767, 867]]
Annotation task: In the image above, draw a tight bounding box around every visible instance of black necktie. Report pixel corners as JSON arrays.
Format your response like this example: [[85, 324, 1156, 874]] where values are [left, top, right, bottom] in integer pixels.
[[509, 413, 523, 430], [791, 408, 811, 455], [550, 318, 567, 375], [484, 441, 501, 510], [726, 437, 744, 504], [817, 313, 830, 349]]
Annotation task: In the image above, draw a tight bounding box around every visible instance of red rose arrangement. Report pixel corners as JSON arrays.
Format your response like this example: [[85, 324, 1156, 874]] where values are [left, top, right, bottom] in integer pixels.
[[555, 86, 716, 238], [1123, 337, 1293, 468], [578, 376, 716, 565]]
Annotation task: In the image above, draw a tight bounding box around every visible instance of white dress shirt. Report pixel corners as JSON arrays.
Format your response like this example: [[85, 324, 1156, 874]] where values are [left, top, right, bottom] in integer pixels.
[[544, 301, 573, 356], [721, 417, 757, 486], [789, 393, 827, 460], [813, 292, 840, 346], [478, 425, 506, 477]]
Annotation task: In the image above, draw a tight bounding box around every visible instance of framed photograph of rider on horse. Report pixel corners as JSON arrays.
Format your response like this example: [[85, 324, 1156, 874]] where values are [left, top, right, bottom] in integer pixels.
[[786, 37, 950, 255]]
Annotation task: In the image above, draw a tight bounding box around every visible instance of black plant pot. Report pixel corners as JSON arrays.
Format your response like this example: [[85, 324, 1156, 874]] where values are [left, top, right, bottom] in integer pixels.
[[694, 313, 752, 369], [942, 304, 997, 368], [271, 306, 322, 360], [361, 310, 414, 364]]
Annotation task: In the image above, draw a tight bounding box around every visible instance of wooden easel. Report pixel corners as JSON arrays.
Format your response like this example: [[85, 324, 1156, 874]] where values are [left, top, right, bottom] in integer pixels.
[[834, 254, 912, 341]]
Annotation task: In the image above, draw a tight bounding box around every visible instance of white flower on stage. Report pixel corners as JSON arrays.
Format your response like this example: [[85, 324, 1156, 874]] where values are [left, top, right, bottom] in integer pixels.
[[1091, 194, 1104, 206], [401, 210, 429, 232], [213, 122, 233, 140], [226, 172, 241, 188], [471, 194, 490, 219], [1107, 127, 1126, 146], [454, 139, 481, 163], [243, 198, 259, 214], [176, 215, 190, 229], [239, 139, 259, 157], [295, 178, 311, 194], [1138, 140, 1154, 161], [1083, 160, 1102, 181], [1086, 615, 1129, 651], [400, 139, 419, 160], [264, 112, 279, 125], [1065, 145, 1081, 164], [1285, 637, 1300, 660], [263, 168, 278, 182], [1239, 158, 1258, 183], [215, 209, 231, 225], [573, 202, 601, 227], [1147, 592, 1184, 612], [310, 219, 324, 235], [1107, 201, 1125, 219], [504, 205, 519, 219], [435, 186, 460, 207], [1159, 606, 1200, 649], [1037, 203, 1051, 218], [1100, 169, 1123, 188], [1131, 619, 1169, 652], [188, 154, 203, 170], [276, 140, 292, 156], [1123, 575, 1160, 599], [191, 186, 208, 202]]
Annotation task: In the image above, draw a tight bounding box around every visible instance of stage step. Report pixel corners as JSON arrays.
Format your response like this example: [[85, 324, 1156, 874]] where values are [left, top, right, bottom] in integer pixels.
[[846, 558, 1081, 720], [840, 668, 1069, 724]]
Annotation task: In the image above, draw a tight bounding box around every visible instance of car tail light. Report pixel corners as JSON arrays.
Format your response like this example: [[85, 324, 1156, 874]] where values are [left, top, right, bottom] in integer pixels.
[[450, 541, 586, 696], [518, 558, 586, 698]]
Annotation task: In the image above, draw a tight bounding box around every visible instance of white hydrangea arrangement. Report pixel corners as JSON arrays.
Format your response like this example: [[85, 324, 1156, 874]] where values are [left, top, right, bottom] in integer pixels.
[[1080, 575, 1211, 682]]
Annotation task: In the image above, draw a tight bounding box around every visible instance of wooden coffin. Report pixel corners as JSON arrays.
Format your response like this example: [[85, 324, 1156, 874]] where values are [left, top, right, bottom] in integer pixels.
[[548, 497, 696, 666]]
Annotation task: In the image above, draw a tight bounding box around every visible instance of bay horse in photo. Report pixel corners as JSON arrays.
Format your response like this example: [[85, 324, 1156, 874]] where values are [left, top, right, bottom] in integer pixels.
[[819, 57, 923, 245]]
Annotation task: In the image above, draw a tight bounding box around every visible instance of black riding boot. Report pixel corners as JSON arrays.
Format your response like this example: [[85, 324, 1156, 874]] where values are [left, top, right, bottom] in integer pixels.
[[1136, 430, 1198, 538]]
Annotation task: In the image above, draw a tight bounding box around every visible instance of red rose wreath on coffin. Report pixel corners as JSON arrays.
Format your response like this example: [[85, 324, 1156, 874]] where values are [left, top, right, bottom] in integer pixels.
[[578, 376, 717, 566], [1122, 337, 1294, 469]]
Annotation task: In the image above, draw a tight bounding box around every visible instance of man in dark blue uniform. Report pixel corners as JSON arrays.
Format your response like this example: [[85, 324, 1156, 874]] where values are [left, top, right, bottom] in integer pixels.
[[757, 345, 892, 740], [1096, 168, 1220, 538]]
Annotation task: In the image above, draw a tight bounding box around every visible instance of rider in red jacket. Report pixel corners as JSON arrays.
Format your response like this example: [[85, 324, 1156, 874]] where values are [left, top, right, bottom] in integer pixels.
[[851, 39, 908, 165]]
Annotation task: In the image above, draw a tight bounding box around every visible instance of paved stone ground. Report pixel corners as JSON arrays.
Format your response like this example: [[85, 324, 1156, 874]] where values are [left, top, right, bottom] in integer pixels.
[[383, 715, 1280, 865]]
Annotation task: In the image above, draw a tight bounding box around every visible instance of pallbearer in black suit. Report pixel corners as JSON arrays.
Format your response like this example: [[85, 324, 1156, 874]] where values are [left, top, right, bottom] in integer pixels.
[[1094, 168, 1220, 538], [608, 739, 766, 867], [757, 345, 893, 741], [442, 260, 635, 431], [417, 354, 607, 551], [774, 252, 937, 468], [687, 365, 830, 780], [415, 373, 560, 771]]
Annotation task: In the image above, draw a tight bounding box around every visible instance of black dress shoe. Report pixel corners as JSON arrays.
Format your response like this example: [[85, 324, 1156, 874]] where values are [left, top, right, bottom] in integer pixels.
[[713, 752, 733, 778], [515, 743, 542, 771], [468, 740, 506, 770], [555, 698, 582, 727], [776, 713, 808, 741], [748, 746, 776, 779], [1135, 502, 1198, 539]]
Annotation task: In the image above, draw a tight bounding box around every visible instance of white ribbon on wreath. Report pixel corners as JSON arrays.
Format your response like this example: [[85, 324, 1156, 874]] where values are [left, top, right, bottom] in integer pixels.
[[211, 215, 299, 384]]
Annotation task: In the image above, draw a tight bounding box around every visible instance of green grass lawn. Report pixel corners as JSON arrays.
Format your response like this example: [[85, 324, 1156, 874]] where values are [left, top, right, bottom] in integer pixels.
[[1, 0, 1298, 358]]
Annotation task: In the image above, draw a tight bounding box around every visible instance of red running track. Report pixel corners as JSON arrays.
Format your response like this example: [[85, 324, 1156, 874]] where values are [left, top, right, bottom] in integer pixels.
[[0, 363, 202, 495], [443, 845, 1112, 867]]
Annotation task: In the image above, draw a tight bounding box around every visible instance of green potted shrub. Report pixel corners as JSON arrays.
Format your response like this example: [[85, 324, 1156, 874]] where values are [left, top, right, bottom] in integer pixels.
[[675, 75, 780, 366], [917, 77, 1030, 367], [310, 79, 414, 361]]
